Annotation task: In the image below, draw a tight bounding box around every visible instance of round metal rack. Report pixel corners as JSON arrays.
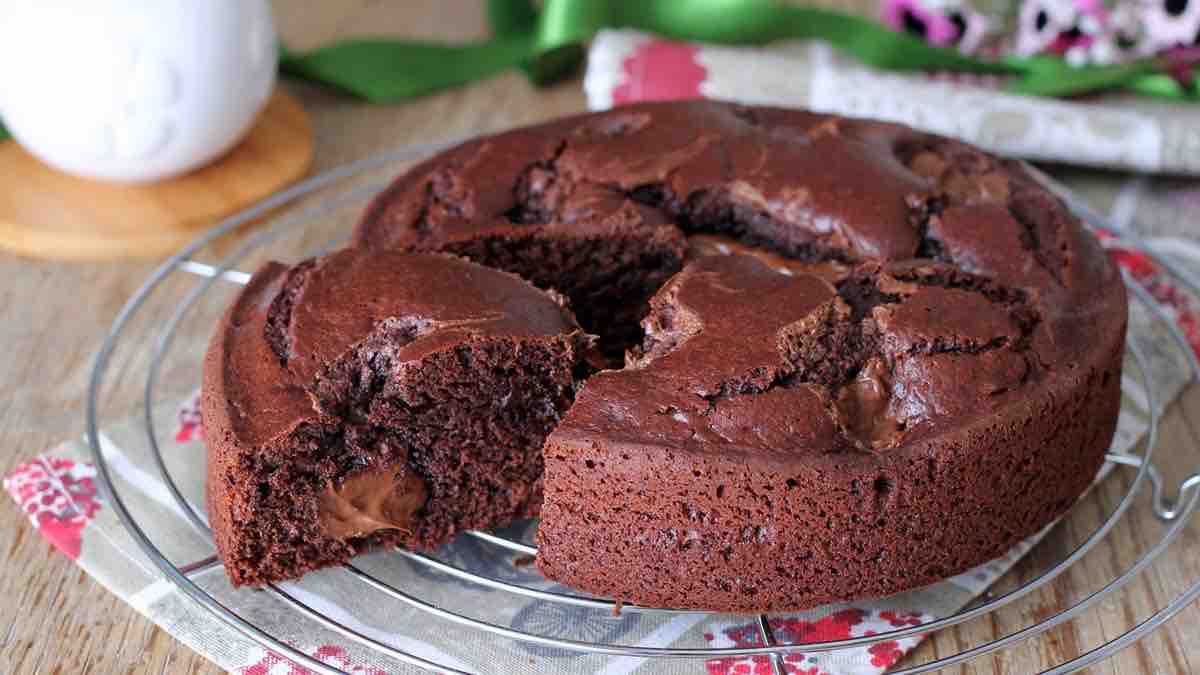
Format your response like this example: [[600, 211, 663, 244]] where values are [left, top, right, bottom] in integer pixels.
[[86, 145, 1200, 674]]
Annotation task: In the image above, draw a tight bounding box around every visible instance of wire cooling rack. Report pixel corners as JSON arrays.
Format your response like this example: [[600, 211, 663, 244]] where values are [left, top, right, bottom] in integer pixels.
[[85, 144, 1200, 675]]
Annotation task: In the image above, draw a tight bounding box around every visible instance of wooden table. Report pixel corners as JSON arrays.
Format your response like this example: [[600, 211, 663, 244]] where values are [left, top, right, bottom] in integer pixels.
[[3, 2, 1198, 673]]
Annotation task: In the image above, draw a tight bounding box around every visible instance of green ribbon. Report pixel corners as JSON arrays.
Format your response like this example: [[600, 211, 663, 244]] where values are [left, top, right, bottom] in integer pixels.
[[278, 0, 1198, 103], [0, 0, 1193, 142]]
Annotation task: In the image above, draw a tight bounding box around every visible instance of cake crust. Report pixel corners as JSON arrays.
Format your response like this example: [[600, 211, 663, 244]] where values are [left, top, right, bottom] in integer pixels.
[[210, 101, 1127, 610], [354, 101, 1125, 610]]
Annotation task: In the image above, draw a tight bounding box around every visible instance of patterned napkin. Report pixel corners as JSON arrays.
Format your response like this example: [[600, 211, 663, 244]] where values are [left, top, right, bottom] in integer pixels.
[[584, 29, 1200, 175]]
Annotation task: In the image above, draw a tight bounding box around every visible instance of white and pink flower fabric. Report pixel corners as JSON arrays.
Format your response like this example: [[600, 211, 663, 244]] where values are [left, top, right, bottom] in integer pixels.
[[5, 456, 100, 560], [881, 0, 992, 53], [585, 29, 1200, 176], [878, 0, 1197, 66]]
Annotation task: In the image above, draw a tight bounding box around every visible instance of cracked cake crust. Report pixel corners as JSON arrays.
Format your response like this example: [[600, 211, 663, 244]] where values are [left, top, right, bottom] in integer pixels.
[[355, 101, 1124, 611], [210, 101, 1126, 610]]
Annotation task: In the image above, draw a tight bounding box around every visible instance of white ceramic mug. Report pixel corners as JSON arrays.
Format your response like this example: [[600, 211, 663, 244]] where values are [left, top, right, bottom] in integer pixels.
[[0, 0, 277, 183]]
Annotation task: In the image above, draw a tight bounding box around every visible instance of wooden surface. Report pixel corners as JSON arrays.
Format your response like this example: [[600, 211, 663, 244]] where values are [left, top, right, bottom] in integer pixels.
[[1, 2, 1198, 674], [0, 89, 312, 262]]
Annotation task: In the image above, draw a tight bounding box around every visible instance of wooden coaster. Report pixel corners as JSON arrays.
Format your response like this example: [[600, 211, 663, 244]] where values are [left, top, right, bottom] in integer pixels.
[[0, 88, 313, 261]]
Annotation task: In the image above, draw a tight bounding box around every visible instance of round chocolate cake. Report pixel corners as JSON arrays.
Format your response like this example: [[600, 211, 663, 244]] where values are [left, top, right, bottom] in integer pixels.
[[205, 101, 1126, 611]]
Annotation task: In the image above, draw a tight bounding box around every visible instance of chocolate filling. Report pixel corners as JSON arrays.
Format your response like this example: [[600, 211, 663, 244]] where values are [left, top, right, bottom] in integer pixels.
[[319, 464, 428, 539]]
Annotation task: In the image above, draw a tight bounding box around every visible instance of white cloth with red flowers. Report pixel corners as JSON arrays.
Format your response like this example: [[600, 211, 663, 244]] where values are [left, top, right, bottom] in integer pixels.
[[585, 29, 1200, 175]]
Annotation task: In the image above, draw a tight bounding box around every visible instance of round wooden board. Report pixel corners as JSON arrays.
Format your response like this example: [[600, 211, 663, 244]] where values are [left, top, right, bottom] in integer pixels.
[[0, 88, 313, 261]]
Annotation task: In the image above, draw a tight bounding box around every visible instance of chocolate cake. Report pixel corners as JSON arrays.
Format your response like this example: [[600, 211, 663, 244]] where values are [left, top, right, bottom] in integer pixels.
[[203, 249, 587, 585], [207, 101, 1126, 611]]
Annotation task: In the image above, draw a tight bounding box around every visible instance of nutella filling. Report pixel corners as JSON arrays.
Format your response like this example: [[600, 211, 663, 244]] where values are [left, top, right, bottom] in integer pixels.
[[318, 465, 428, 539], [836, 357, 905, 449]]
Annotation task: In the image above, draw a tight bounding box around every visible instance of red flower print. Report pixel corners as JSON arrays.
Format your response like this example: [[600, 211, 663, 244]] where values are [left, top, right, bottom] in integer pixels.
[[705, 655, 831, 675], [702, 623, 773, 675], [879, 610, 925, 628], [705, 650, 772, 674], [175, 390, 204, 442], [1106, 246, 1159, 282], [1095, 229, 1200, 358], [868, 640, 905, 668], [702, 606, 931, 674], [773, 608, 866, 644], [612, 40, 706, 105], [1095, 229, 1158, 281], [704, 611, 867, 675], [1147, 278, 1200, 358], [237, 645, 389, 675], [704, 656, 779, 675], [5, 455, 101, 560]]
